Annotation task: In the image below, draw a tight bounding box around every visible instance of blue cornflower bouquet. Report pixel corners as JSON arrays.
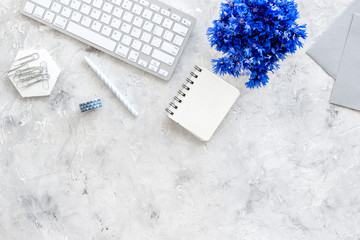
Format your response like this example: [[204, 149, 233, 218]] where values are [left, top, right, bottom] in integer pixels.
[[207, 0, 307, 88]]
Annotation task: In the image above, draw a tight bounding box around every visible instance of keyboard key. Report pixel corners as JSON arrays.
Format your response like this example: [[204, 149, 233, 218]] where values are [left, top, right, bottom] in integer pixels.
[[128, 50, 139, 62], [163, 31, 173, 42], [67, 22, 117, 51], [93, 0, 104, 8], [51, 2, 62, 13], [44, 11, 55, 23], [173, 35, 184, 46], [111, 18, 122, 29], [173, 23, 188, 36], [83, 0, 91, 3], [112, 0, 122, 6], [71, 12, 82, 22], [101, 26, 112, 36], [148, 64, 158, 72], [130, 27, 141, 38], [101, 14, 111, 24], [152, 49, 175, 66], [115, 44, 129, 57], [142, 9, 153, 20], [132, 40, 142, 50], [81, 16, 92, 27], [181, 18, 191, 26], [122, 0, 133, 10], [138, 59, 148, 67], [143, 21, 153, 32], [141, 32, 152, 43], [150, 4, 160, 12], [139, 0, 149, 7], [24, 2, 35, 14], [150, 59, 160, 67], [171, 14, 181, 22], [120, 22, 131, 33], [151, 37, 162, 48], [161, 41, 179, 56], [132, 4, 143, 15], [70, 0, 81, 10], [152, 14, 163, 25], [61, 7, 72, 18], [133, 16, 143, 27], [34, 6, 45, 18], [113, 7, 123, 18], [60, 0, 71, 5], [91, 9, 101, 19], [162, 19, 173, 29], [30, 0, 51, 8], [142, 44, 152, 55], [111, 30, 122, 41], [80, 4, 91, 15], [121, 35, 132, 46], [123, 12, 133, 22], [153, 26, 164, 37], [54, 15, 68, 28], [103, 2, 113, 13], [159, 69, 168, 77], [91, 21, 102, 32], [160, 9, 170, 17]]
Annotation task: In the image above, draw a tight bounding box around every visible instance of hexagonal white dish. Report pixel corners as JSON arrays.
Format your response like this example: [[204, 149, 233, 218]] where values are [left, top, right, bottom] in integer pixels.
[[8, 49, 61, 98]]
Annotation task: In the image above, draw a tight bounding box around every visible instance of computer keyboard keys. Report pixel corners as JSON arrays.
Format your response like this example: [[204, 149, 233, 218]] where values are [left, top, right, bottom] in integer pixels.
[[31, 0, 51, 8], [51, 2, 62, 13], [159, 69, 168, 77], [67, 22, 117, 51], [142, 44, 152, 55], [60, 0, 70, 5], [61, 7, 72, 18], [152, 49, 175, 66], [139, 0, 149, 7], [133, 16, 143, 27], [113, 7, 123, 18], [121, 35, 132, 46], [151, 37, 162, 48], [160, 9, 170, 17], [101, 26, 112, 36], [103, 3, 114, 13], [120, 23, 131, 34], [34, 6, 45, 18], [141, 32, 151, 43], [163, 31, 173, 42], [173, 35, 184, 46], [111, 30, 122, 41], [152, 14, 163, 25], [101, 14, 111, 24], [122, 0, 133, 10], [115, 44, 129, 57], [171, 14, 181, 22], [81, 16, 92, 27], [132, 40, 142, 50], [132, 5, 143, 15], [54, 15, 67, 28], [91, 21, 102, 32], [161, 42, 179, 56], [24, 2, 35, 14], [128, 50, 139, 62], [162, 19, 173, 29], [173, 23, 188, 36], [181, 18, 191, 26], [123, 12, 133, 23], [111, 18, 122, 29], [142, 9, 153, 20], [44, 11, 55, 23], [80, 4, 91, 15], [71, 12, 82, 22], [138, 59, 148, 67], [93, 0, 104, 9], [150, 4, 160, 12], [91, 9, 101, 19], [70, 0, 81, 10], [143, 21, 153, 32], [153, 26, 164, 37]]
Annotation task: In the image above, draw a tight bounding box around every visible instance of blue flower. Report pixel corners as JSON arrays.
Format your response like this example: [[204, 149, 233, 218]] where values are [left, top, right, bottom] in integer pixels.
[[207, 0, 307, 88]]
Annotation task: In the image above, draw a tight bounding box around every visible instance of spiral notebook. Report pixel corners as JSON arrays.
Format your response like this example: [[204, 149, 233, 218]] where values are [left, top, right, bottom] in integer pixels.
[[166, 66, 240, 141]]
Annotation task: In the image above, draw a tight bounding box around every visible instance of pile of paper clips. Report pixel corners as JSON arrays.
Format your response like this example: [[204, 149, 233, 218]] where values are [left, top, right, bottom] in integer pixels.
[[4, 53, 50, 90]]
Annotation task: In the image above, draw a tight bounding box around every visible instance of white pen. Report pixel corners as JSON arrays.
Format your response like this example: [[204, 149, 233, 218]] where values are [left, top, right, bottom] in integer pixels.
[[84, 56, 138, 117]]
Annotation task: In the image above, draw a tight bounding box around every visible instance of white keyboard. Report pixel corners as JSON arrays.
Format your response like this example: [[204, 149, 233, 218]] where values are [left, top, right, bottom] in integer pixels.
[[21, 0, 196, 81]]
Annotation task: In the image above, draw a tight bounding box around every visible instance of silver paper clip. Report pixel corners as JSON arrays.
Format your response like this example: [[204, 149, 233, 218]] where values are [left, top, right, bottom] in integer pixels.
[[17, 74, 50, 89], [4, 53, 40, 77]]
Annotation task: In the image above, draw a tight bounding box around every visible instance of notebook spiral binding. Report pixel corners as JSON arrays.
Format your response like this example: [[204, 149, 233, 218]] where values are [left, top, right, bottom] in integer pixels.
[[166, 65, 203, 115]]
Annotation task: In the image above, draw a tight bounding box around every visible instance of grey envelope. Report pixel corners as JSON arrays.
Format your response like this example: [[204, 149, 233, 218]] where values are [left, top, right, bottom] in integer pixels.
[[330, 13, 360, 110], [307, 0, 360, 79]]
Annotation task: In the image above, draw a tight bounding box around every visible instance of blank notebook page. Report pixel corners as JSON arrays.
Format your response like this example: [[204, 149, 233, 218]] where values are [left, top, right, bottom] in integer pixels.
[[169, 67, 239, 141]]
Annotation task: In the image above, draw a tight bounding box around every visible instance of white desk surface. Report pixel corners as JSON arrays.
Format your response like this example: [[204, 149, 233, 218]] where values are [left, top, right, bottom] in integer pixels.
[[1, 0, 359, 239]]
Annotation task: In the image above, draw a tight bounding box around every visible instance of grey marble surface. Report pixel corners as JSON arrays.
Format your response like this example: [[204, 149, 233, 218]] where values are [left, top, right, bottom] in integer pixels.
[[1, 0, 360, 239]]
